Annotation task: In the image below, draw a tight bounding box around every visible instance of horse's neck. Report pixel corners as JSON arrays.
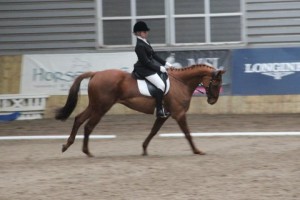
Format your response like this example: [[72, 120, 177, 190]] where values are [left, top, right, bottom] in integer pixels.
[[172, 65, 213, 87]]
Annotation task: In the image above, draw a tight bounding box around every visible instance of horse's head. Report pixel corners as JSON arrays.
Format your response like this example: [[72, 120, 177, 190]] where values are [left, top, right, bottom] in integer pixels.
[[201, 69, 226, 105]]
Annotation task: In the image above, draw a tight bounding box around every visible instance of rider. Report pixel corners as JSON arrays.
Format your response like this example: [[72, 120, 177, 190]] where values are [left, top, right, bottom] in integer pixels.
[[133, 21, 172, 118]]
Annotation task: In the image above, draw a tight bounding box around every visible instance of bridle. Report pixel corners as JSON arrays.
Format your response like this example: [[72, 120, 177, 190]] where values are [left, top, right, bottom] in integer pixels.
[[201, 73, 221, 98], [168, 70, 221, 98]]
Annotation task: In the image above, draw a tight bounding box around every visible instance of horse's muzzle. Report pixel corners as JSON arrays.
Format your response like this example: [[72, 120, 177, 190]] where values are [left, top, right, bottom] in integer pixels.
[[207, 98, 218, 105]]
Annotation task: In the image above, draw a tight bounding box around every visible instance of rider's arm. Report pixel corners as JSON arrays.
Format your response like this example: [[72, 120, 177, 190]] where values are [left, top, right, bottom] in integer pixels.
[[153, 52, 166, 66], [135, 45, 161, 72]]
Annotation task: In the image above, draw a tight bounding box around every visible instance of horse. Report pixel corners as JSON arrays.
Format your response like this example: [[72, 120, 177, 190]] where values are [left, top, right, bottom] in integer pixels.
[[55, 64, 225, 157]]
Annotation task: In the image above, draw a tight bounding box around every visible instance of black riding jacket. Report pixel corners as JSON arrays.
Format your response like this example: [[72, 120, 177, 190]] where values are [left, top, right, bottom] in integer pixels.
[[134, 38, 166, 77]]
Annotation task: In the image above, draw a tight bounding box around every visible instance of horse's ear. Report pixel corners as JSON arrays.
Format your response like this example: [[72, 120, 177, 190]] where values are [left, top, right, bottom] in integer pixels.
[[212, 69, 226, 77], [220, 69, 226, 74], [216, 69, 226, 76]]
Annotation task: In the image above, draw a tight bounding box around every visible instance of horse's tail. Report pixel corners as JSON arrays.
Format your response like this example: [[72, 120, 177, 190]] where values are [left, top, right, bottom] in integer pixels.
[[55, 71, 96, 121]]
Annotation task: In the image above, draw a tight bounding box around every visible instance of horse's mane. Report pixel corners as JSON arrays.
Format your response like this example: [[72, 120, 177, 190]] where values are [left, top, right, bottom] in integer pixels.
[[168, 64, 216, 72]]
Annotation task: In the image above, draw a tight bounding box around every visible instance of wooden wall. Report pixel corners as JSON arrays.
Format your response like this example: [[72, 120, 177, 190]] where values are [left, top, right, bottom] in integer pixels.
[[0, 55, 21, 94]]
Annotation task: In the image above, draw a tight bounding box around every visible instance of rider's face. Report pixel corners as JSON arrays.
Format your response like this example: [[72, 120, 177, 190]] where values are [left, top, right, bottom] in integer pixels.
[[138, 31, 149, 39]]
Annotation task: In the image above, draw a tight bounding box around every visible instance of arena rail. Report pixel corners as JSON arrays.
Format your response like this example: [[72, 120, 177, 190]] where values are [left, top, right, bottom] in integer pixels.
[[0, 94, 48, 120]]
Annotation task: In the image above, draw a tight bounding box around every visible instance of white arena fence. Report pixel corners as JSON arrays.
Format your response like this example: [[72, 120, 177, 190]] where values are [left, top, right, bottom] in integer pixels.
[[0, 94, 48, 120]]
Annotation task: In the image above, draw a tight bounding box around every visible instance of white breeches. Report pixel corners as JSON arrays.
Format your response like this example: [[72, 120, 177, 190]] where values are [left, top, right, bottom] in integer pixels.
[[145, 73, 165, 92]]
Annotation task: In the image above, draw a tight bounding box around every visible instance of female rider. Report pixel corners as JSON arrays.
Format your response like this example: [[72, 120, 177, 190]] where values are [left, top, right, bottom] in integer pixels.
[[133, 21, 172, 118]]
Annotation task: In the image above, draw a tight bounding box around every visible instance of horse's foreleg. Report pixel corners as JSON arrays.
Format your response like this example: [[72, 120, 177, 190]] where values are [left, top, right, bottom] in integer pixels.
[[142, 117, 169, 156], [176, 115, 205, 155], [62, 109, 91, 153], [82, 113, 102, 157]]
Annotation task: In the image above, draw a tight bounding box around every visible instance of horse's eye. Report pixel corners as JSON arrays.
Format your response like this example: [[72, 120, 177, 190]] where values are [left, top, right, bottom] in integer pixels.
[[212, 80, 219, 86]]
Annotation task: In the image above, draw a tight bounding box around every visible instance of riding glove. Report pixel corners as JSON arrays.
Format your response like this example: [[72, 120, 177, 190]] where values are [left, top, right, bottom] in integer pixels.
[[165, 62, 172, 68], [160, 66, 167, 73]]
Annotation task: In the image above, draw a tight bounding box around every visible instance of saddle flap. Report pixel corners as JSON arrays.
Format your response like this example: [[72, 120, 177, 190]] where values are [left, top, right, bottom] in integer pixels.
[[132, 72, 170, 97]]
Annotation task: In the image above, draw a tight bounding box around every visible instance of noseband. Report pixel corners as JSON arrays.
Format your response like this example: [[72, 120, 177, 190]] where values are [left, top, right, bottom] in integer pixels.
[[201, 72, 221, 98], [204, 79, 215, 99]]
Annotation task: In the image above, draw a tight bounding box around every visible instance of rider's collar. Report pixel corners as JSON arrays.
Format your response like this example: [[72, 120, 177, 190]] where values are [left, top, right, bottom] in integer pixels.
[[137, 36, 150, 45]]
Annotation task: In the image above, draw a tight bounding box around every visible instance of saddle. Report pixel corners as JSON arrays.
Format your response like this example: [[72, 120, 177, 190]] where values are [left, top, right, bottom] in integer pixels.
[[132, 72, 170, 97]]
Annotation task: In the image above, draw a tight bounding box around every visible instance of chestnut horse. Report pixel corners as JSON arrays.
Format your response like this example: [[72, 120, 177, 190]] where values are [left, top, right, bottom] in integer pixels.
[[55, 64, 225, 157]]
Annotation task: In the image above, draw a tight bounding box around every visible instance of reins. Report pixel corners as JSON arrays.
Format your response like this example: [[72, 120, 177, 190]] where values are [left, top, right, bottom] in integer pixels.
[[195, 83, 205, 94], [167, 69, 215, 95], [167, 73, 186, 86]]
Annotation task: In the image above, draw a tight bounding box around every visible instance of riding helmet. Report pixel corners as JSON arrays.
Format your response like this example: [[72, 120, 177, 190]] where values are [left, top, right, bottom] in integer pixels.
[[133, 21, 150, 33]]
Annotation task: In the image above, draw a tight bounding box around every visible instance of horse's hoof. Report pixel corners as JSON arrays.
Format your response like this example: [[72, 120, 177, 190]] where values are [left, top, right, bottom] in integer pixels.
[[194, 150, 206, 155], [142, 152, 148, 156], [86, 153, 94, 157], [62, 144, 68, 153], [83, 149, 94, 157]]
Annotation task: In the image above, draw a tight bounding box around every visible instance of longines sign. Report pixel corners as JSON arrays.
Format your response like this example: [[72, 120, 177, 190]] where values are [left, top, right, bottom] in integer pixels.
[[232, 48, 300, 95], [244, 62, 300, 80]]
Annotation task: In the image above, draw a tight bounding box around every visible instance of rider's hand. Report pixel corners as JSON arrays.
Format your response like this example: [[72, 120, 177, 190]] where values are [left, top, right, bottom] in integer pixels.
[[165, 62, 172, 68], [160, 66, 167, 73]]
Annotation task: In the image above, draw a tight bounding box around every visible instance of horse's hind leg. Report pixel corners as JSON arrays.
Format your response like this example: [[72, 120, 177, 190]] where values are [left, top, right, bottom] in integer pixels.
[[142, 117, 169, 156], [62, 108, 91, 153], [82, 112, 103, 157]]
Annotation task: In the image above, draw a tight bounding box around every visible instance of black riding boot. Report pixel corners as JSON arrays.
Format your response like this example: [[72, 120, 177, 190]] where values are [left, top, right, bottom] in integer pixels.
[[155, 90, 170, 118]]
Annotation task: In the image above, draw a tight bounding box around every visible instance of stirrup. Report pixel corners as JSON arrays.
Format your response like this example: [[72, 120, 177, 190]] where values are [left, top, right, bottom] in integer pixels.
[[156, 108, 170, 118]]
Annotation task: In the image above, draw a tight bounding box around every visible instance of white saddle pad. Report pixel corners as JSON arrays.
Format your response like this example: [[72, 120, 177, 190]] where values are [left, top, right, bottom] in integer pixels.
[[137, 78, 170, 96]]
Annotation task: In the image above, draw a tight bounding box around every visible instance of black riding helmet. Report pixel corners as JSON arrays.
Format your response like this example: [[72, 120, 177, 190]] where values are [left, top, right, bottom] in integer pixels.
[[133, 21, 150, 33]]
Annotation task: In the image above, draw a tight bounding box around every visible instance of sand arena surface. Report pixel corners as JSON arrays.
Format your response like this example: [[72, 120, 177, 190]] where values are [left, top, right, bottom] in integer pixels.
[[0, 114, 299, 200]]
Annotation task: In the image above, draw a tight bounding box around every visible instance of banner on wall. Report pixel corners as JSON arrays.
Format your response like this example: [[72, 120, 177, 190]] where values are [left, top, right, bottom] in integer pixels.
[[21, 52, 136, 95], [21, 50, 231, 96], [156, 50, 232, 95], [232, 47, 300, 95]]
